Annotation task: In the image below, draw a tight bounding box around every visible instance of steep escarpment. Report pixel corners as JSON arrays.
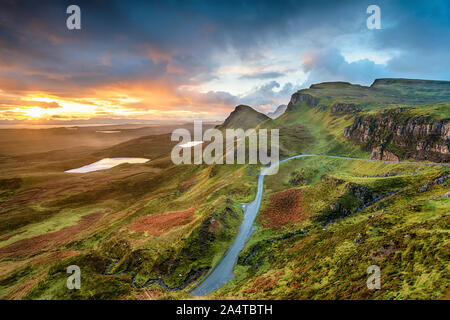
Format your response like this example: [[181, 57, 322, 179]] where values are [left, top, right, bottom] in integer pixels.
[[344, 108, 450, 162], [287, 93, 319, 111]]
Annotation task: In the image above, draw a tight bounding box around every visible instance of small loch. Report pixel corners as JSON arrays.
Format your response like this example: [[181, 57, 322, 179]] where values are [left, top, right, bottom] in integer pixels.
[[65, 157, 150, 173], [180, 141, 204, 148]]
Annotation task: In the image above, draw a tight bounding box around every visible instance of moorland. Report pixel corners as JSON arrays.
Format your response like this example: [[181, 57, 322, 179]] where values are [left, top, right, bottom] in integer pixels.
[[0, 78, 449, 300]]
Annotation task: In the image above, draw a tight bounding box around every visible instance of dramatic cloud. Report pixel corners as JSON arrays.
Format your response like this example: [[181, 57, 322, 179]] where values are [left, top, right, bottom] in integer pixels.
[[0, 0, 448, 121], [240, 72, 285, 80], [301, 48, 389, 87], [239, 81, 299, 111]]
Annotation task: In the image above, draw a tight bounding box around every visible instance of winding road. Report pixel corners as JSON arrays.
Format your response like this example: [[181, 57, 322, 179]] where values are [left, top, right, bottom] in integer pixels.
[[190, 154, 450, 296]]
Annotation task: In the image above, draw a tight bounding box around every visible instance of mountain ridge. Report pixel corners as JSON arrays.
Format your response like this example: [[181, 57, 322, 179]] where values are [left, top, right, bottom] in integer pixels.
[[217, 104, 271, 130], [283, 78, 450, 163], [267, 105, 287, 119]]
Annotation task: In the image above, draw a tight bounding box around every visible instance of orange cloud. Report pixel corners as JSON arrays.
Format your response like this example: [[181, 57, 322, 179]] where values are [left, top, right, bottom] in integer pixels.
[[0, 78, 236, 121]]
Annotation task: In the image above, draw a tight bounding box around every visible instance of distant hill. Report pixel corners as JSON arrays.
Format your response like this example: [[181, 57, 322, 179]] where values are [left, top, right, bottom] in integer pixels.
[[218, 105, 271, 130], [288, 78, 450, 109], [281, 78, 450, 162], [267, 105, 287, 119]]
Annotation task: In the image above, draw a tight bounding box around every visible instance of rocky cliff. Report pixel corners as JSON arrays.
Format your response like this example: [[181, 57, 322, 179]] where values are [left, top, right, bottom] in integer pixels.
[[287, 93, 319, 111], [344, 108, 450, 162], [331, 102, 362, 114]]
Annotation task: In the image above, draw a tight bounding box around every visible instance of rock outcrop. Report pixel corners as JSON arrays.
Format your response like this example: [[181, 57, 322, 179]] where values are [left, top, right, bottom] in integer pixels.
[[287, 93, 319, 111], [370, 146, 399, 161], [317, 182, 396, 225], [344, 108, 450, 162], [331, 102, 362, 114]]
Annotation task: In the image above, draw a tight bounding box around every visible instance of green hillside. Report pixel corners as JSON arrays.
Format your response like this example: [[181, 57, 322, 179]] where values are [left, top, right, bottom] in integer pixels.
[[214, 78, 450, 300], [0, 78, 449, 300], [292, 78, 450, 108], [217, 105, 272, 129]]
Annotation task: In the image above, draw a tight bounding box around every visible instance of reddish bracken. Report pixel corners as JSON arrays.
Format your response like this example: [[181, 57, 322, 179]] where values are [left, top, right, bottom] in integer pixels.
[[129, 208, 196, 235], [0, 211, 105, 258], [244, 271, 284, 295], [258, 188, 306, 228]]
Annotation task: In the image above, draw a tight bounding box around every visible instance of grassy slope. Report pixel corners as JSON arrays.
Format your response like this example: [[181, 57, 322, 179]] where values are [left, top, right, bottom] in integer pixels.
[[298, 79, 450, 107], [215, 158, 449, 299], [217, 105, 271, 130], [0, 131, 258, 299], [1, 79, 449, 300], [214, 80, 450, 300]]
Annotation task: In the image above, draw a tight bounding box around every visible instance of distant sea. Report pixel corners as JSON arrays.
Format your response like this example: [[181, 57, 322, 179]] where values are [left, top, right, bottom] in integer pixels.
[[0, 123, 155, 129]]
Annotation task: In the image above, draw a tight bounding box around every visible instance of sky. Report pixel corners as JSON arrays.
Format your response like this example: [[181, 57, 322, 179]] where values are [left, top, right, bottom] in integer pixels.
[[0, 0, 449, 123]]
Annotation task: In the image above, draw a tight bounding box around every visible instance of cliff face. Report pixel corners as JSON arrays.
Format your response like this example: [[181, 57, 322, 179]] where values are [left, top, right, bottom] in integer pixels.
[[369, 146, 400, 162], [331, 102, 361, 114], [287, 93, 319, 111], [344, 108, 450, 162]]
